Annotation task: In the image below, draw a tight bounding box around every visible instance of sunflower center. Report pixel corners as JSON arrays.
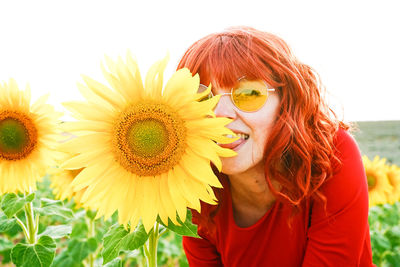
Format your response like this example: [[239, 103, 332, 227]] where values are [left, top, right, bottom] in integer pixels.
[[0, 111, 38, 160], [128, 120, 168, 158], [113, 103, 186, 176], [367, 174, 377, 190]]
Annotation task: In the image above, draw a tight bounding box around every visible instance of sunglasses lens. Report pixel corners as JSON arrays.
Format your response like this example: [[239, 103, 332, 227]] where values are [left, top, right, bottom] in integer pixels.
[[197, 84, 213, 102], [232, 80, 268, 112]]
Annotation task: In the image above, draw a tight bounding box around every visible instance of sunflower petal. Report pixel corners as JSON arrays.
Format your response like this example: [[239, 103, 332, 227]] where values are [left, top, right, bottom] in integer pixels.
[[180, 150, 223, 188], [163, 68, 199, 107], [145, 55, 169, 99], [159, 172, 179, 225], [167, 169, 187, 224]]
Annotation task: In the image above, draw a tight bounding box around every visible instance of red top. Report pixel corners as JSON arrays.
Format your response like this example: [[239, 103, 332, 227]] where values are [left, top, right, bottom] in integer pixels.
[[183, 130, 375, 266]]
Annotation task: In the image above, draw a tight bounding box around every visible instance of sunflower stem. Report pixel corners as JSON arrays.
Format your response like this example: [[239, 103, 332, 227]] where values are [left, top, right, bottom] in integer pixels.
[[24, 200, 37, 244], [143, 243, 151, 263], [87, 216, 96, 267], [14, 215, 29, 240], [146, 222, 160, 267], [158, 227, 168, 238]]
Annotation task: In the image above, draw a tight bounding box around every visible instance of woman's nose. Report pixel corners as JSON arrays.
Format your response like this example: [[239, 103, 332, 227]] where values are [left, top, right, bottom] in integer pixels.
[[213, 95, 236, 119]]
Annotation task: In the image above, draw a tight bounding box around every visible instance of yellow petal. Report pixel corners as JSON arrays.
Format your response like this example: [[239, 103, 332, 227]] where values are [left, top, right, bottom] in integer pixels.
[[58, 133, 111, 154], [180, 150, 222, 188], [140, 178, 158, 233], [31, 94, 50, 111], [61, 150, 112, 170], [187, 136, 222, 171], [76, 82, 112, 108], [145, 54, 169, 99], [185, 177, 218, 205], [62, 101, 115, 121], [174, 166, 201, 212], [178, 96, 219, 120], [168, 168, 187, 222], [81, 75, 126, 108], [118, 172, 137, 226], [210, 141, 238, 158], [163, 68, 199, 107], [159, 172, 179, 225], [186, 118, 238, 144], [114, 56, 143, 101], [61, 121, 112, 133], [71, 163, 108, 191]]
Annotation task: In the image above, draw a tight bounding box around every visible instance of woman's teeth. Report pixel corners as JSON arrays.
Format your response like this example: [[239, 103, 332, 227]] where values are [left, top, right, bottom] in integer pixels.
[[237, 133, 249, 140], [224, 133, 249, 140]]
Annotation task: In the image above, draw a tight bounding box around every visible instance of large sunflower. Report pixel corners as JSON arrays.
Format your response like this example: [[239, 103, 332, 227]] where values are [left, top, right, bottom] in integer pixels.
[[362, 155, 393, 207], [386, 164, 400, 204], [0, 79, 61, 194], [60, 53, 236, 232]]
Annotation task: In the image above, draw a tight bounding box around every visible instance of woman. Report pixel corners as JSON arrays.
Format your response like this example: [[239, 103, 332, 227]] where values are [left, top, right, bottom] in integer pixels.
[[177, 26, 374, 266]]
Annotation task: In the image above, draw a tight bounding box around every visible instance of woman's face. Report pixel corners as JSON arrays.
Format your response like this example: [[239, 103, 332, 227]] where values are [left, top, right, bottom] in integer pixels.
[[213, 81, 280, 176]]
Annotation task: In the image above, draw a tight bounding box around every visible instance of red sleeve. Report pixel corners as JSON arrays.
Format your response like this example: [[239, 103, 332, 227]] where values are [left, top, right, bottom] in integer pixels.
[[182, 208, 222, 267], [182, 235, 222, 267], [302, 130, 373, 266]]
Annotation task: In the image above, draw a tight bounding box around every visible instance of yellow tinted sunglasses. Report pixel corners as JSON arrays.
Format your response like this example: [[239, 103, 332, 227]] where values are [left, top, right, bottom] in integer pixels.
[[198, 79, 275, 112]]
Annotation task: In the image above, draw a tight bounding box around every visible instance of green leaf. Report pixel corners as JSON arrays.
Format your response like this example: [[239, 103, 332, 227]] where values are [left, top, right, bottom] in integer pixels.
[[0, 212, 17, 232], [67, 238, 91, 262], [40, 198, 62, 207], [161, 210, 199, 237], [25, 193, 35, 203], [373, 234, 392, 253], [1, 193, 35, 218], [85, 209, 97, 220], [87, 237, 98, 252], [0, 238, 14, 251], [71, 222, 88, 239], [382, 251, 400, 267], [103, 257, 122, 267], [384, 225, 400, 246], [102, 222, 149, 264], [11, 235, 56, 267], [52, 250, 84, 267], [35, 198, 74, 219], [0, 248, 12, 264], [39, 225, 72, 239]]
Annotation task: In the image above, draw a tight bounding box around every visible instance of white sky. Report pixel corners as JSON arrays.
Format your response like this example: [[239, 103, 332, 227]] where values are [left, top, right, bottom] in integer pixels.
[[0, 0, 399, 122]]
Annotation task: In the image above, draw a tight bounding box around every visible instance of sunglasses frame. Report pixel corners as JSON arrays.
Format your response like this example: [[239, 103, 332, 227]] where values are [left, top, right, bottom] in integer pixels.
[[198, 78, 276, 113]]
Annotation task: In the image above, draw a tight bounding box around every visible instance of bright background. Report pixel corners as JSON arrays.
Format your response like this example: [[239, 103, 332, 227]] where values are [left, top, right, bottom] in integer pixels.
[[0, 0, 399, 122]]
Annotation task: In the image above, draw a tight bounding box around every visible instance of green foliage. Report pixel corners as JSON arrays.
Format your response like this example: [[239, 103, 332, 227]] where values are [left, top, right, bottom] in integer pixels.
[[11, 235, 56, 267], [35, 198, 74, 220], [369, 202, 400, 266], [102, 222, 149, 264], [0, 212, 17, 232], [1, 192, 35, 218], [158, 231, 189, 267], [104, 257, 123, 267], [158, 211, 200, 238], [3, 163, 400, 267], [38, 225, 72, 239]]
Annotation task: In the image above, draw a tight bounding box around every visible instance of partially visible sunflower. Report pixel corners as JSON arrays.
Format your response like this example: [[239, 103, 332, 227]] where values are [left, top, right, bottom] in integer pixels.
[[0, 79, 61, 194], [60, 53, 237, 232], [49, 158, 86, 208], [386, 164, 400, 204], [362, 155, 393, 207]]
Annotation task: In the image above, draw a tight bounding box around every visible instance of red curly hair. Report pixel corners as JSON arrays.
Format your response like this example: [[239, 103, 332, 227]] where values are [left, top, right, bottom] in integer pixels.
[[177, 26, 349, 216]]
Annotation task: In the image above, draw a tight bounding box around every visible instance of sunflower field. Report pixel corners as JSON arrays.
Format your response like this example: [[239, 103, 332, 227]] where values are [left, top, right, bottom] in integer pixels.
[[0, 54, 400, 266], [354, 121, 400, 266]]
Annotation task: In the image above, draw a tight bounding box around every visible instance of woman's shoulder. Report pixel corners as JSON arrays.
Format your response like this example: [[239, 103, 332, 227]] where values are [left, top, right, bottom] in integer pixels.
[[319, 128, 368, 209], [333, 128, 359, 152]]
